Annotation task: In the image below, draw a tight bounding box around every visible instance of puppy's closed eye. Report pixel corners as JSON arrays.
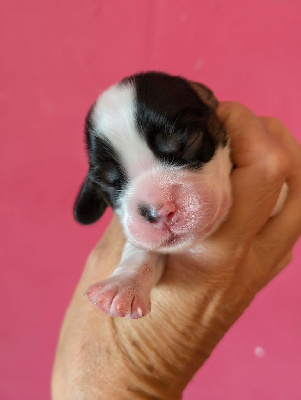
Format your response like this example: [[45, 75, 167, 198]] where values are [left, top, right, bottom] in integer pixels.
[[154, 132, 182, 154], [90, 159, 124, 188], [102, 163, 122, 185]]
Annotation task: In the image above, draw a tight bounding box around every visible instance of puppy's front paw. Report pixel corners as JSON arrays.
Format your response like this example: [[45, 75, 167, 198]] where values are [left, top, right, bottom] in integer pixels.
[[85, 275, 151, 319]]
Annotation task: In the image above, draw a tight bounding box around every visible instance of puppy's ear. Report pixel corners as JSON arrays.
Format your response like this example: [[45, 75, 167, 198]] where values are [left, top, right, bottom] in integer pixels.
[[74, 176, 107, 225], [188, 81, 218, 109]]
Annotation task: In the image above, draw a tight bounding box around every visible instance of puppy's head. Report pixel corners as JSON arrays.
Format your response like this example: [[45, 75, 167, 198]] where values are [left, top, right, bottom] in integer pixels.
[[74, 72, 232, 252]]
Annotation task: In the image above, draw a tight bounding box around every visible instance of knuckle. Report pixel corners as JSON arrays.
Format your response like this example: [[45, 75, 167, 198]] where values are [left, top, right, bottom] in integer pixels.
[[217, 102, 253, 125], [228, 102, 254, 122], [259, 146, 288, 182], [262, 116, 285, 132]]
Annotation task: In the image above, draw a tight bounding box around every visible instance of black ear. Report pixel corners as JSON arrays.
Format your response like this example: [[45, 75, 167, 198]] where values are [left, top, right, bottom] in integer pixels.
[[74, 176, 108, 225], [188, 81, 218, 109]]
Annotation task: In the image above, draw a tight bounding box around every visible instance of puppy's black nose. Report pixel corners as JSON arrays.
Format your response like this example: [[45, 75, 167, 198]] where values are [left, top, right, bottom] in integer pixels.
[[138, 203, 158, 223], [137, 202, 176, 225]]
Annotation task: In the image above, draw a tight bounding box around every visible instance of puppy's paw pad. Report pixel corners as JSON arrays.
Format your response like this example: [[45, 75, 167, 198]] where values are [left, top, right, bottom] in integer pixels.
[[85, 276, 151, 319]]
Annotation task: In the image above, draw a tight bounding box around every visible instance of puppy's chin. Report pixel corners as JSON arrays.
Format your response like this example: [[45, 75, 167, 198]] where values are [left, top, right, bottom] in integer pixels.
[[153, 233, 197, 254], [127, 231, 195, 254]]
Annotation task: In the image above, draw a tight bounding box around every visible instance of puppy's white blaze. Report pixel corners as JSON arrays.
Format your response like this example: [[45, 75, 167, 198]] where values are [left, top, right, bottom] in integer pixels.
[[93, 82, 157, 178]]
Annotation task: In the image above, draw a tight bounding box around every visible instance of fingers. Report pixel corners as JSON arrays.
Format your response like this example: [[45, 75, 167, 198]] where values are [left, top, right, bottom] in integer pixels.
[[260, 117, 300, 155], [218, 103, 275, 167], [254, 118, 301, 261], [255, 184, 301, 264], [215, 103, 289, 242], [260, 117, 301, 183]]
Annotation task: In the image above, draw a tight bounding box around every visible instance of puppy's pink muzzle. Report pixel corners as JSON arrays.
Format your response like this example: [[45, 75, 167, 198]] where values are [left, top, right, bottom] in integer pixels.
[[123, 168, 229, 251]]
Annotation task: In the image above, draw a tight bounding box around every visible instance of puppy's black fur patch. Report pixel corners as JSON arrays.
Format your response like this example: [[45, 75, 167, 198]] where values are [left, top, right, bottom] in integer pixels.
[[123, 72, 225, 167]]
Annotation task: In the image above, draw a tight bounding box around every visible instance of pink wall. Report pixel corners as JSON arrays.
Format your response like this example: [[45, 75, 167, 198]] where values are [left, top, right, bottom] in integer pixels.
[[1, 1, 300, 399]]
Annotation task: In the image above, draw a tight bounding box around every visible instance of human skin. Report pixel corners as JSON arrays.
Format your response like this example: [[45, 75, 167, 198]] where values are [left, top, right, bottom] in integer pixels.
[[52, 102, 301, 400]]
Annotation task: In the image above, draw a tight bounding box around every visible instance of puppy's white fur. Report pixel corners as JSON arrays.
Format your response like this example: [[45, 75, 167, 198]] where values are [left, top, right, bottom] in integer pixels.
[[94, 83, 156, 178]]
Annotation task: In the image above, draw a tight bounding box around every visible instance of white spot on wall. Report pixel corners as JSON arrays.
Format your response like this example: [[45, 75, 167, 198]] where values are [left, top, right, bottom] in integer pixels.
[[254, 346, 266, 358]]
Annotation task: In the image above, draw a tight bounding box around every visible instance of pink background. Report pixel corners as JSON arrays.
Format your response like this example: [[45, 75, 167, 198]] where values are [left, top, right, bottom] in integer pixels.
[[1, 1, 301, 399]]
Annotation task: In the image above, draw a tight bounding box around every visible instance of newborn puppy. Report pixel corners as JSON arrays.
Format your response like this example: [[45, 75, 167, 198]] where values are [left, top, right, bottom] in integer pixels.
[[74, 72, 234, 318]]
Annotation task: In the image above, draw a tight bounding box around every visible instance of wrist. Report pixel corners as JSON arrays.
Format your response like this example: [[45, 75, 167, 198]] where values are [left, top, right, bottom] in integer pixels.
[[113, 263, 255, 399]]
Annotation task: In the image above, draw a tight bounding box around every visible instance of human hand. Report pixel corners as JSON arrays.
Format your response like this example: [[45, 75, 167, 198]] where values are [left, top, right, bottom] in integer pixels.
[[52, 102, 301, 400]]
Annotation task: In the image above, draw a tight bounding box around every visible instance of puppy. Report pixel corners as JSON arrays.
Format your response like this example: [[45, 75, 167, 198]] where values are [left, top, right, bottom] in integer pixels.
[[74, 72, 285, 319]]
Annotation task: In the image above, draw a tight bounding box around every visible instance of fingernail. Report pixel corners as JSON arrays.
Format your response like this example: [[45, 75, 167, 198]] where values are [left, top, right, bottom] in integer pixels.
[[93, 298, 102, 306]]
